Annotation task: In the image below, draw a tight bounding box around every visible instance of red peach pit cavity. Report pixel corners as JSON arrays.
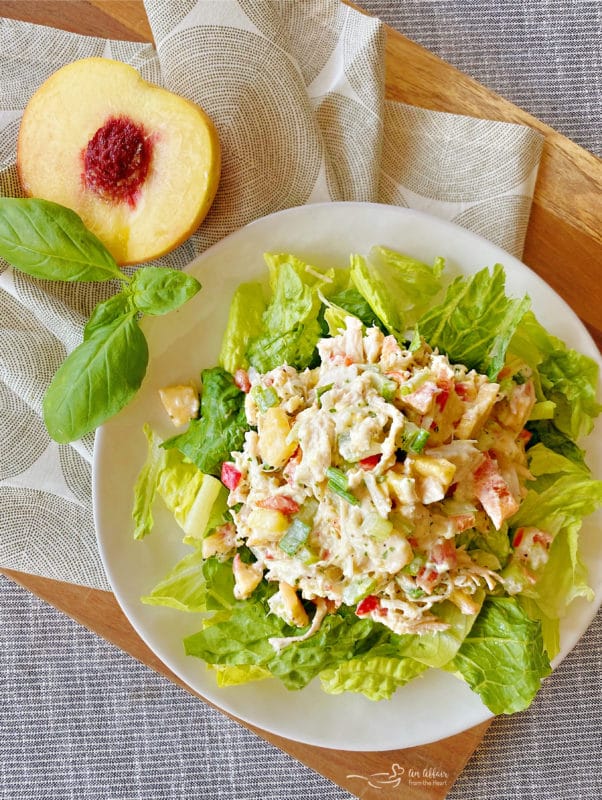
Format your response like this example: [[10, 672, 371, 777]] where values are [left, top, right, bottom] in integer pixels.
[[82, 116, 152, 205]]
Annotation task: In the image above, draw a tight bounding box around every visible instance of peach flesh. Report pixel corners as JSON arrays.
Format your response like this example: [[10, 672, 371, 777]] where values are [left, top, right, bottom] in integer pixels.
[[83, 116, 151, 206]]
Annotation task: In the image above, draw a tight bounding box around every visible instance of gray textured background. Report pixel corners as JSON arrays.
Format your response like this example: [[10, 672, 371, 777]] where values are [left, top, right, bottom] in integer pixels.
[[1, 2, 601, 799]]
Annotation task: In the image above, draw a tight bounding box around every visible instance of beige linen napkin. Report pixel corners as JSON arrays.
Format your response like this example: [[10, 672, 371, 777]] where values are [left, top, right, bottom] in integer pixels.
[[0, 0, 544, 590]]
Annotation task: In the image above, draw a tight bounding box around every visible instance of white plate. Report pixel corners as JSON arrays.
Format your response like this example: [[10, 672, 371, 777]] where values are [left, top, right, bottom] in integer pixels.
[[93, 202, 602, 751]]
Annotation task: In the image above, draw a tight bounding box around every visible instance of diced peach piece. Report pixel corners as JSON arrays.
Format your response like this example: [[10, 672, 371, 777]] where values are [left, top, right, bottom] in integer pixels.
[[201, 523, 236, 559], [456, 382, 500, 438], [258, 407, 297, 468], [158, 384, 199, 427]]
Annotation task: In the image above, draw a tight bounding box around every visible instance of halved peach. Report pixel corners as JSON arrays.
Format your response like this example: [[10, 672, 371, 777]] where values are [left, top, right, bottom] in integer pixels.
[[17, 57, 221, 265]]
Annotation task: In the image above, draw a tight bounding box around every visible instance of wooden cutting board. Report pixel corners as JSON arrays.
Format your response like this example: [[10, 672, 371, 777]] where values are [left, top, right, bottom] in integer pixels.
[[1, 3, 600, 799]]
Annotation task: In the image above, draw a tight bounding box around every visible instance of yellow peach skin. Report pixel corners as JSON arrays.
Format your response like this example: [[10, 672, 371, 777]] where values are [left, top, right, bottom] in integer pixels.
[[17, 57, 221, 265]]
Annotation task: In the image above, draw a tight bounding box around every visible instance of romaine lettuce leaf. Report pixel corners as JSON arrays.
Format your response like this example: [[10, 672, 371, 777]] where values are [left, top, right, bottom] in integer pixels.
[[320, 653, 427, 701], [141, 549, 207, 612], [246, 254, 328, 372], [218, 281, 266, 374], [214, 664, 271, 687], [511, 310, 601, 439], [185, 594, 383, 691], [202, 555, 238, 611], [457, 525, 511, 567], [132, 424, 165, 540], [417, 264, 530, 379], [511, 469, 602, 536], [526, 420, 587, 468], [350, 247, 444, 337], [446, 597, 551, 714], [162, 367, 248, 476], [132, 424, 226, 540], [506, 445, 602, 646], [185, 598, 288, 667], [327, 287, 387, 331]]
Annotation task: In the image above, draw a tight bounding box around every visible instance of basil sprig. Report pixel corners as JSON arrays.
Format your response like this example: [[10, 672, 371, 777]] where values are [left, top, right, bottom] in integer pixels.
[[0, 197, 202, 443]]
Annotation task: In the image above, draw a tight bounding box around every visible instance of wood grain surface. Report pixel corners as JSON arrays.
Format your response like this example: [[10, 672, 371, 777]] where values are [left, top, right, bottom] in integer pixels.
[[1, 2, 600, 799]]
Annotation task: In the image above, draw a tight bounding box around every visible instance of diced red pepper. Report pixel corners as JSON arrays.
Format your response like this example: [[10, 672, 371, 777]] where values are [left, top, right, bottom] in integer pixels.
[[430, 539, 457, 569], [233, 368, 251, 393], [518, 428, 532, 444], [454, 382, 470, 400], [356, 595, 380, 616], [512, 527, 525, 547], [221, 462, 242, 491], [435, 381, 451, 412], [256, 495, 300, 515], [282, 447, 301, 485], [359, 454, 381, 470]]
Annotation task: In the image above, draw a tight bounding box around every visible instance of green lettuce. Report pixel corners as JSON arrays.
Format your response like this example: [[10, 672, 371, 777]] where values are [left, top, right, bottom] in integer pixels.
[[246, 253, 329, 371], [132, 424, 226, 540], [218, 282, 266, 374], [526, 419, 587, 469], [350, 246, 444, 337], [447, 597, 551, 714], [510, 311, 601, 439], [396, 591, 485, 668], [214, 664, 271, 687], [141, 549, 207, 612], [417, 264, 530, 379], [506, 443, 602, 654], [163, 367, 248, 476], [326, 287, 387, 331], [319, 651, 427, 701]]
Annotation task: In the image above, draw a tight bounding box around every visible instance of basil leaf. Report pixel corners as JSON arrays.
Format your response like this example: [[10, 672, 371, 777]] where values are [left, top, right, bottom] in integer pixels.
[[84, 292, 133, 338], [0, 197, 124, 282], [130, 267, 201, 315], [43, 311, 148, 443]]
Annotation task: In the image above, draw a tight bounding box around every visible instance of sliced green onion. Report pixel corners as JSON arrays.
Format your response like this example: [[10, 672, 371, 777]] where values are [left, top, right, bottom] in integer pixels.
[[380, 377, 398, 401], [325, 465, 349, 491], [402, 554, 426, 576], [405, 586, 426, 600], [371, 372, 397, 401], [316, 383, 334, 407], [251, 384, 278, 413], [328, 480, 359, 505], [401, 422, 430, 453], [409, 428, 429, 453], [342, 577, 377, 605], [279, 518, 311, 555]]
